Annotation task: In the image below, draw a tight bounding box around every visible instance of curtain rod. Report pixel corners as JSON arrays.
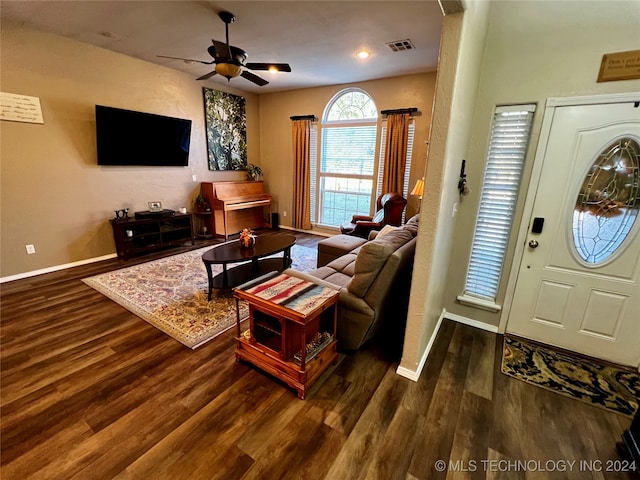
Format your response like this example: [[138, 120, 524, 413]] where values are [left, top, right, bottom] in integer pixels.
[[290, 115, 317, 121], [380, 107, 418, 116]]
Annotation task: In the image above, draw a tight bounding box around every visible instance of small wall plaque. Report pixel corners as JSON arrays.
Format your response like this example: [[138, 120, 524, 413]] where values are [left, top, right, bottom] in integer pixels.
[[597, 49, 640, 82], [0, 92, 44, 124]]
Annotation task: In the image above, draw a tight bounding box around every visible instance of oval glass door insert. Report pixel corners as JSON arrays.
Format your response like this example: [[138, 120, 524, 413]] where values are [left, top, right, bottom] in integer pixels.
[[572, 137, 640, 264]]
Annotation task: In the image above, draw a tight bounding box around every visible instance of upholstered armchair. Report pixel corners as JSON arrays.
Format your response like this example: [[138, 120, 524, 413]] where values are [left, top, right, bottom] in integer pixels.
[[340, 192, 407, 238]]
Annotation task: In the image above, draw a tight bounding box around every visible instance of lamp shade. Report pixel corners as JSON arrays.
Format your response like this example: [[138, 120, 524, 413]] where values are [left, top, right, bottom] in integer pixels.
[[215, 63, 242, 79], [411, 178, 424, 198]]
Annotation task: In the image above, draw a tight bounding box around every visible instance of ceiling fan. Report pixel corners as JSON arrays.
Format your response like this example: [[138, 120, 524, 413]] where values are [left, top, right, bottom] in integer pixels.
[[158, 11, 291, 86]]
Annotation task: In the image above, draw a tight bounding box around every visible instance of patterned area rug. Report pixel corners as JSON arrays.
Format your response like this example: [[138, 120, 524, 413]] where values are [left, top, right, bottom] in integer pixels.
[[502, 336, 640, 416], [83, 244, 317, 348]]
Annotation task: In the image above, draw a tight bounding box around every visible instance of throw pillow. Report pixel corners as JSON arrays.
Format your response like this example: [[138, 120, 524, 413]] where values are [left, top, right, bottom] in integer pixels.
[[377, 224, 400, 237]]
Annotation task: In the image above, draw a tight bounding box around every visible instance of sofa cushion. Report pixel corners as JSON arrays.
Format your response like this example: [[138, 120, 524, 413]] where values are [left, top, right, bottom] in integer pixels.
[[347, 228, 414, 297], [317, 235, 368, 267], [342, 259, 356, 277], [323, 272, 352, 288], [308, 264, 353, 288], [325, 252, 358, 272]]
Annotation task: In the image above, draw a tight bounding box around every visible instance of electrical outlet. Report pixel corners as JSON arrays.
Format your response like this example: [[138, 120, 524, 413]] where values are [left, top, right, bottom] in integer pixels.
[[192, 174, 197, 182], [25, 244, 36, 254], [283, 211, 287, 217]]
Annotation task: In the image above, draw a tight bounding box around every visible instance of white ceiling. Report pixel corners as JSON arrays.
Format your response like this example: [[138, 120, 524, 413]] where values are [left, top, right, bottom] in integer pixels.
[[1, 1, 444, 93]]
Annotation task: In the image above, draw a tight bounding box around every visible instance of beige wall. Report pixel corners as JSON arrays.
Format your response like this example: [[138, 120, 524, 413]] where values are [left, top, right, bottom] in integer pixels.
[[257, 74, 436, 231], [0, 22, 257, 278], [399, 0, 491, 373], [1, 22, 436, 279], [441, 0, 640, 328]]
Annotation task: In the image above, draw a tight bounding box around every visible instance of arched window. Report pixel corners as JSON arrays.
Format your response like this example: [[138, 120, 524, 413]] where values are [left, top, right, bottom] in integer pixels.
[[311, 88, 379, 226]]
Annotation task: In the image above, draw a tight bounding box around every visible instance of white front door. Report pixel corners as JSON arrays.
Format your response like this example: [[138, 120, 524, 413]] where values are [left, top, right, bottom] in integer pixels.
[[507, 98, 640, 367]]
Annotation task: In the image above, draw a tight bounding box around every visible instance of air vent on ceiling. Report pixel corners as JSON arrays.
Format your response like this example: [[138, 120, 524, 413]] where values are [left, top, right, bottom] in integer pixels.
[[386, 39, 415, 52]]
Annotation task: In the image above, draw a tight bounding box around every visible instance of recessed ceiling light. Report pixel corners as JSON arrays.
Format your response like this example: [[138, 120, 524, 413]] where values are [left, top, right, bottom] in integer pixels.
[[356, 50, 370, 59]]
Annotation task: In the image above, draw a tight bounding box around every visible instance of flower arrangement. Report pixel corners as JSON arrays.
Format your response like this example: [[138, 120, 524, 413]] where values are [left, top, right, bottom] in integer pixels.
[[239, 228, 256, 248]]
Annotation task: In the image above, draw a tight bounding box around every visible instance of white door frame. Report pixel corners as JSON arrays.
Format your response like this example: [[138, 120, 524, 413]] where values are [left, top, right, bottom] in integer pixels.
[[499, 92, 640, 369]]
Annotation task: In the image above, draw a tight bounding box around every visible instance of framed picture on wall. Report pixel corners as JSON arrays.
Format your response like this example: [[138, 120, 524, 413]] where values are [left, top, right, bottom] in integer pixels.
[[202, 88, 247, 171]]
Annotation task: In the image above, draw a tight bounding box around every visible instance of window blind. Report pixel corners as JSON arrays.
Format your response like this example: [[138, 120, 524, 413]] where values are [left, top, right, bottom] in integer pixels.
[[464, 105, 535, 301], [321, 126, 377, 175]]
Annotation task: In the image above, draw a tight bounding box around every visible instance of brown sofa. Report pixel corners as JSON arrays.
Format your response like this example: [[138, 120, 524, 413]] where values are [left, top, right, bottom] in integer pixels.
[[286, 214, 419, 351]]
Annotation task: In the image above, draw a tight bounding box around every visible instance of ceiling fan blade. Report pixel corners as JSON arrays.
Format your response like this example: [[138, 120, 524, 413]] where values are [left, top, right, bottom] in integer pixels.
[[157, 55, 215, 65], [196, 70, 218, 81], [241, 70, 269, 86], [211, 39, 232, 62], [208, 43, 247, 65], [245, 62, 292, 72]]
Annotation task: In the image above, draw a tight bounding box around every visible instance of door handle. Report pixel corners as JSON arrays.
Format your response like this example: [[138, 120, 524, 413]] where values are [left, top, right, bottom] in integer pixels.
[[529, 239, 539, 248]]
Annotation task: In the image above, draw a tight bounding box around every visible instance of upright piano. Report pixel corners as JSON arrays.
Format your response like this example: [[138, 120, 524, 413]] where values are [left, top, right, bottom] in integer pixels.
[[201, 181, 272, 238]]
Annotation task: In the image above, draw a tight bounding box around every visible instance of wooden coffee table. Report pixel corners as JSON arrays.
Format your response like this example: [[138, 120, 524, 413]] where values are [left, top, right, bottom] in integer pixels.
[[202, 233, 296, 300], [233, 272, 339, 399]]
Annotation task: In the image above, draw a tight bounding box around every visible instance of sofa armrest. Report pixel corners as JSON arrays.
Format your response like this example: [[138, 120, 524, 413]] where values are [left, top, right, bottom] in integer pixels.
[[351, 214, 373, 222], [353, 220, 379, 228], [285, 267, 376, 350], [283, 268, 340, 291]]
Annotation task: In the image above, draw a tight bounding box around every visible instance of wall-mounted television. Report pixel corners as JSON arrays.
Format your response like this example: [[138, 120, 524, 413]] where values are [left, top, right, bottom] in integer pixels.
[[95, 105, 192, 166]]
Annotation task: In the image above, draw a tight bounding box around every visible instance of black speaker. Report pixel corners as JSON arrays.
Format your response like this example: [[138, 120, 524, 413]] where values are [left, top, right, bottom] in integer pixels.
[[271, 212, 280, 229]]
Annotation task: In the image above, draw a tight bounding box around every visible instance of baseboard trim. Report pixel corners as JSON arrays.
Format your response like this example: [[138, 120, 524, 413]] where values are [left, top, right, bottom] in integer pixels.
[[395, 309, 499, 381], [443, 310, 499, 333], [278, 225, 332, 238], [0, 253, 118, 284], [396, 311, 445, 382], [1, 227, 328, 284]]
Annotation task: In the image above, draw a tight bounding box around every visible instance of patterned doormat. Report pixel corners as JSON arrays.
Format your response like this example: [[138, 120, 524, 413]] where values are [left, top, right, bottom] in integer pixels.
[[502, 336, 640, 417]]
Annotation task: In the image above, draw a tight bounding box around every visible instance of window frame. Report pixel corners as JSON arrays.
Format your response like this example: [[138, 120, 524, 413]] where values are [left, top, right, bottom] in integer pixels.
[[312, 88, 380, 228], [458, 104, 536, 311]]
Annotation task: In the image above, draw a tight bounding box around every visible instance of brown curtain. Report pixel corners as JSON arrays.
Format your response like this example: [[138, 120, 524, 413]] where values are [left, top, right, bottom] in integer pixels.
[[292, 119, 312, 230], [381, 112, 410, 194]]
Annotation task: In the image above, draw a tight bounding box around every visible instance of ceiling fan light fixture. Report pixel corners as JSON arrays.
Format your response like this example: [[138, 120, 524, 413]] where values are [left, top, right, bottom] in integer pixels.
[[215, 62, 242, 79]]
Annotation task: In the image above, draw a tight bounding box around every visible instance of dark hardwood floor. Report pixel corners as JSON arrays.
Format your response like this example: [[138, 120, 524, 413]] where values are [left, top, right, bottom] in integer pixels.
[[1, 230, 636, 479]]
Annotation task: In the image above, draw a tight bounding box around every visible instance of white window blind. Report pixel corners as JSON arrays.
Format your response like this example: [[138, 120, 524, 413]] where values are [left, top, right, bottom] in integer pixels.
[[321, 125, 377, 175], [463, 104, 536, 302]]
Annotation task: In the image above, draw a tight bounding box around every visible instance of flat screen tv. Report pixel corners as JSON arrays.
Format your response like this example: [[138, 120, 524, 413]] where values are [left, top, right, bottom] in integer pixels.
[[95, 105, 192, 166]]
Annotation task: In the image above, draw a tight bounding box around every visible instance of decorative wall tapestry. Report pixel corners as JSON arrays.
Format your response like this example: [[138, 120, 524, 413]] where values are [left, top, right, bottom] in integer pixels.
[[203, 88, 247, 170]]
